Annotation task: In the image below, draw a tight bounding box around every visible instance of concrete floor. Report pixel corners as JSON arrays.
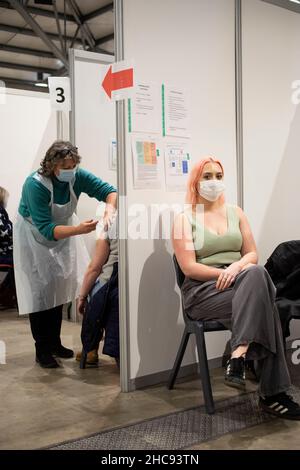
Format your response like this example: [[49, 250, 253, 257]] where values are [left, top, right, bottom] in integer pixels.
[[0, 309, 300, 450]]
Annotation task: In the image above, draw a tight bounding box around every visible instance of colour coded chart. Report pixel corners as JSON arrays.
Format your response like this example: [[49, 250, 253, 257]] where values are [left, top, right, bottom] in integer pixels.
[[136, 141, 157, 165], [164, 142, 190, 191], [132, 138, 162, 189]]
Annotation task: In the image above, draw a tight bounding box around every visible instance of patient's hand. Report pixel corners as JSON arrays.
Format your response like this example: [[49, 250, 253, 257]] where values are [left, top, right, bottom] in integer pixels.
[[78, 297, 87, 315], [216, 262, 242, 290]]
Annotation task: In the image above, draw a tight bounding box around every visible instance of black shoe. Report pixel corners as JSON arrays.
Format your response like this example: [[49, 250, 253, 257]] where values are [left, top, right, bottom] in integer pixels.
[[259, 393, 300, 420], [52, 345, 74, 359], [224, 356, 246, 390], [36, 352, 59, 369]]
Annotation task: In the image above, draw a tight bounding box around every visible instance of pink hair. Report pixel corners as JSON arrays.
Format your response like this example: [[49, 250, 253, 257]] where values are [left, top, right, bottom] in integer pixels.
[[186, 157, 225, 205]]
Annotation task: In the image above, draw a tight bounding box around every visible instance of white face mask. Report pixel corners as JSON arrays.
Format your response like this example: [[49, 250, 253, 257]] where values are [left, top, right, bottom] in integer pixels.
[[198, 179, 225, 202], [57, 167, 77, 183]]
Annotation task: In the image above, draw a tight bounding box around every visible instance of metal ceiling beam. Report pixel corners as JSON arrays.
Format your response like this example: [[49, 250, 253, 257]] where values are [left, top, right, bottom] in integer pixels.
[[83, 32, 114, 55], [86, 33, 114, 55], [0, 76, 49, 92], [69, 24, 80, 49], [82, 3, 113, 22], [66, 0, 95, 49], [56, 66, 68, 76], [0, 60, 59, 74], [0, 30, 114, 59], [0, 22, 81, 44], [8, 0, 68, 68], [0, 24, 113, 54], [0, 1, 114, 24], [95, 32, 114, 46], [0, 0, 75, 22], [0, 76, 37, 85], [53, 0, 65, 53], [0, 43, 54, 58]]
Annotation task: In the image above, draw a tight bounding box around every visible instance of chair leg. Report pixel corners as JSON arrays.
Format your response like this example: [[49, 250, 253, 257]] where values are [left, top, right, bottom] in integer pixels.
[[282, 328, 287, 354], [167, 328, 190, 390], [80, 349, 87, 369], [194, 323, 215, 415]]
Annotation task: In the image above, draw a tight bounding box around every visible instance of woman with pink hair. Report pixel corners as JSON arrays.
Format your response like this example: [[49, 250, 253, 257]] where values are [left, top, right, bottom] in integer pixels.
[[172, 157, 300, 420]]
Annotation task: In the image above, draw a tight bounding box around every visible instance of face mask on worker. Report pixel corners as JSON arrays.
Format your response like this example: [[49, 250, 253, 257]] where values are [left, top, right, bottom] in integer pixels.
[[198, 179, 225, 202], [56, 167, 77, 183]]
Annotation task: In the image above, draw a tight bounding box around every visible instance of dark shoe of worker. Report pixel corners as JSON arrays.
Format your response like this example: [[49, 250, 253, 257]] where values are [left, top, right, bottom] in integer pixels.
[[36, 352, 59, 368], [52, 345, 74, 359], [76, 349, 99, 365], [224, 356, 246, 390], [259, 393, 300, 420]]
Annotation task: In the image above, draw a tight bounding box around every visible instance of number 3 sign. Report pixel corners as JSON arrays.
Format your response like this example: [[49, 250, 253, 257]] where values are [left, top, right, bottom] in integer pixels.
[[48, 77, 71, 111]]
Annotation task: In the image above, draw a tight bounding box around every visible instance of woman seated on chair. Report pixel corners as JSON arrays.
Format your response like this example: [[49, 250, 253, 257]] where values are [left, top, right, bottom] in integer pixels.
[[0, 186, 17, 309], [172, 157, 300, 420]]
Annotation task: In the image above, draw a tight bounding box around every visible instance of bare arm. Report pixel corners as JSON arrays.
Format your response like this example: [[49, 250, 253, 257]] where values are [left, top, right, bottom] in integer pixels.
[[79, 237, 110, 299], [235, 206, 258, 269], [103, 192, 117, 224], [105, 191, 117, 210], [172, 213, 223, 281], [216, 206, 258, 290]]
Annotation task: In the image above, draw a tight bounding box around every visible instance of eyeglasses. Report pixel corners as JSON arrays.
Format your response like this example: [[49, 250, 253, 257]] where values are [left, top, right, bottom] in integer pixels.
[[57, 146, 78, 159]]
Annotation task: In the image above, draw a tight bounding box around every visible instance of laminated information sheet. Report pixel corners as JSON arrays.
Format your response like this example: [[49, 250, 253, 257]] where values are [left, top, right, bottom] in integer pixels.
[[164, 141, 191, 191], [131, 137, 162, 189]]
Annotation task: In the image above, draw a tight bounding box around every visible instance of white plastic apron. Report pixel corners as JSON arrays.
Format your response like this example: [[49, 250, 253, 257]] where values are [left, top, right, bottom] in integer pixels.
[[13, 173, 90, 315]]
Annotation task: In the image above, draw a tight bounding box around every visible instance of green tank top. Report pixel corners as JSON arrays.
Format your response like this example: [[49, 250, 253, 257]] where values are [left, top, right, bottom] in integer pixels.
[[187, 204, 243, 267]]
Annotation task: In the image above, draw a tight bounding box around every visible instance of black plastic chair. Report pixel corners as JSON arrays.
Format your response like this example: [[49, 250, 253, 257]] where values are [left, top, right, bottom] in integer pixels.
[[167, 255, 228, 414], [0, 263, 17, 310], [0, 264, 11, 291]]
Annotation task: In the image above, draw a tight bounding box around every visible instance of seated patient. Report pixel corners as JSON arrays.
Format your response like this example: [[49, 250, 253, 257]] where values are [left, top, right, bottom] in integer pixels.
[[0, 186, 17, 309], [172, 157, 300, 420], [77, 215, 119, 366]]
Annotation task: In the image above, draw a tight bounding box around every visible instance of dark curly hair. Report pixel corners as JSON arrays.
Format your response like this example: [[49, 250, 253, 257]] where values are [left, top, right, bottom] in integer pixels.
[[38, 140, 81, 177]]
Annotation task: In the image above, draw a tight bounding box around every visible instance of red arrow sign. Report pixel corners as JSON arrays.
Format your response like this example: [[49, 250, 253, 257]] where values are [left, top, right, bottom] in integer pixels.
[[102, 65, 134, 99]]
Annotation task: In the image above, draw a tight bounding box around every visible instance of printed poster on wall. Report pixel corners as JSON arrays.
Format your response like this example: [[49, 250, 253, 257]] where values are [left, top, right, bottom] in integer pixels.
[[162, 84, 191, 138], [131, 136, 162, 189], [128, 82, 160, 134], [164, 141, 191, 191]]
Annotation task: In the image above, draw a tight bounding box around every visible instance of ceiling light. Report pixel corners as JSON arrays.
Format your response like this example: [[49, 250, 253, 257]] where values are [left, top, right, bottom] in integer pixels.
[[289, 0, 300, 4], [35, 83, 48, 88]]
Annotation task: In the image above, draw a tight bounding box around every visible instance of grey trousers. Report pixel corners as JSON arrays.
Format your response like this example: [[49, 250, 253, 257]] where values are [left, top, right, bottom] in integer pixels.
[[181, 265, 291, 396]]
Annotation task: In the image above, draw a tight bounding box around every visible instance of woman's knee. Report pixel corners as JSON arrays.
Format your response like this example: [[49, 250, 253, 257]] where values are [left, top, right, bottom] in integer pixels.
[[244, 264, 266, 277], [243, 264, 275, 293]]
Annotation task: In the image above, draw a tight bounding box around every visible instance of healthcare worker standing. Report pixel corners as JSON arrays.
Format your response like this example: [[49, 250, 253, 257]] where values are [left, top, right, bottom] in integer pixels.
[[13, 140, 117, 368]]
